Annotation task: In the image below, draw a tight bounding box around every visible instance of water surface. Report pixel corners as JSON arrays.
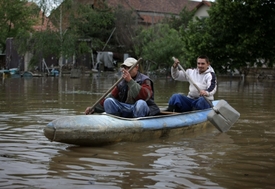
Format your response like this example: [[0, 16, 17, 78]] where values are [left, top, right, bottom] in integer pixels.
[[0, 74, 274, 188]]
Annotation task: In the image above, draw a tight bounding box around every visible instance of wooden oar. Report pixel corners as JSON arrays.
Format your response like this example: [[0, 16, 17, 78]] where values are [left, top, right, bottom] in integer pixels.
[[87, 58, 142, 114], [172, 57, 240, 132]]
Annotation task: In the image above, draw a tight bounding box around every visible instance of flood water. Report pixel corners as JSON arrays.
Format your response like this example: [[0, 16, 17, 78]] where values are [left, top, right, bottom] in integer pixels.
[[0, 73, 275, 189]]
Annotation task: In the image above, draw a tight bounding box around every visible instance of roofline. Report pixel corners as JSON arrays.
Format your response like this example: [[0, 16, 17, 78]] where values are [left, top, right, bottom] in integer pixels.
[[195, 0, 212, 9]]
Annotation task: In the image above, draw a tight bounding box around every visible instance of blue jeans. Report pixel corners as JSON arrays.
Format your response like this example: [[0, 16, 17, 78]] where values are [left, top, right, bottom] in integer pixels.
[[168, 93, 211, 112], [104, 98, 150, 118]]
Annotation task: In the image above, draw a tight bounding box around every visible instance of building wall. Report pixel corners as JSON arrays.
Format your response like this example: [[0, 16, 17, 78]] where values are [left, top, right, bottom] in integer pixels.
[[5, 38, 24, 70], [0, 55, 5, 69], [194, 4, 210, 19]]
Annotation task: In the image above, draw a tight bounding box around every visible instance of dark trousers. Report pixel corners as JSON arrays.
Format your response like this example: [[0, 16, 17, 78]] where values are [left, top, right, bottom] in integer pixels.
[[168, 93, 211, 112]]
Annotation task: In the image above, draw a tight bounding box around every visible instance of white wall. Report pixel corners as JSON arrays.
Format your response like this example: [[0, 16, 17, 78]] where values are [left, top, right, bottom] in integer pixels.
[[194, 5, 210, 19]]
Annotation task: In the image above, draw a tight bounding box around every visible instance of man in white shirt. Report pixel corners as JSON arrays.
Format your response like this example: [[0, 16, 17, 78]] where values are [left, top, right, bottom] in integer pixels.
[[167, 55, 217, 112]]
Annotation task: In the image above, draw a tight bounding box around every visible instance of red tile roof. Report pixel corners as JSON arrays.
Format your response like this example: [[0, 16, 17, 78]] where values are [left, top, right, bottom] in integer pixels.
[[106, 0, 199, 14], [196, 0, 212, 9], [141, 14, 164, 24], [105, 0, 201, 24], [61, 0, 209, 25]]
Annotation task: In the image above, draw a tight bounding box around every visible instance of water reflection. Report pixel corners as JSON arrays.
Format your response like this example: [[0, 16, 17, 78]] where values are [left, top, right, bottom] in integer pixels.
[[0, 75, 275, 188], [47, 136, 225, 189]]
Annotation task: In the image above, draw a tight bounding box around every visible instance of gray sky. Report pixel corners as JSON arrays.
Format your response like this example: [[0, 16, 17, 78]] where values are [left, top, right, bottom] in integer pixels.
[[29, 0, 63, 16]]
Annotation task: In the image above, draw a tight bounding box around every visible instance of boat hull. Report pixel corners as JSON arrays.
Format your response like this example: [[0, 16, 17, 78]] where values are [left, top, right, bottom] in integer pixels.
[[44, 108, 215, 146]]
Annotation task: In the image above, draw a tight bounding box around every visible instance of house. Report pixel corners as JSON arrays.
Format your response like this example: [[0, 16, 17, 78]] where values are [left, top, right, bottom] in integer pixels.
[[105, 0, 200, 25], [74, 0, 211, 25], [193, 0, 212, 19]]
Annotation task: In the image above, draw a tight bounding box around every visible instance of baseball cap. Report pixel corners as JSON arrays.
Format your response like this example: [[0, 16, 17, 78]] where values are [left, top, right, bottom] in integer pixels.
[[121, 57, 137, 67]]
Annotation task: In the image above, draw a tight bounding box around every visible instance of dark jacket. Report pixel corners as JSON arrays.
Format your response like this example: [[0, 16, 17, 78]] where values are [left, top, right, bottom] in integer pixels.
[[95, 72, 160, 116]]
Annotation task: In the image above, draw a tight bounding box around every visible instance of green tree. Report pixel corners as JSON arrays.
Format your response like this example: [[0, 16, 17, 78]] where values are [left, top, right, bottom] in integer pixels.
[[113, 5, 143, 55], [164, 6, 196, 31], [18, 0, 115, 72], [183, 0, 275, 73], [0, 0, 39, 53], [70, 2, 115, 51], [14, 0, 79, 72], [181, 17, 213, 68], [134, 6, 196, 70], [134, 23, 183, 71]]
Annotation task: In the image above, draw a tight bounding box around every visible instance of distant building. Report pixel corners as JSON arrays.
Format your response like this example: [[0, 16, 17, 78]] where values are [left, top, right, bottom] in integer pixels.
[[193, 0, 212, 19], [79, 0, 210, 25], [105, 0, 201, 25]]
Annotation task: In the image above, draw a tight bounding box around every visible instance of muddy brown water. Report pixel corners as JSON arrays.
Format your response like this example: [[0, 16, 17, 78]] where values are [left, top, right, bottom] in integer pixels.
[[0, 74, 274, 189]]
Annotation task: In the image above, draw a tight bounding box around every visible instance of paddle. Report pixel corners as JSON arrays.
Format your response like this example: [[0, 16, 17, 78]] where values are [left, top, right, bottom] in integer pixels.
[[86, 58, 142, 114], [172, 57, 240, 132]]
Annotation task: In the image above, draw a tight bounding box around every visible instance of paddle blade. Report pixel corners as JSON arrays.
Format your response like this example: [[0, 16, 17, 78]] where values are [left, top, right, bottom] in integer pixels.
[[207, 100, 240, 132]]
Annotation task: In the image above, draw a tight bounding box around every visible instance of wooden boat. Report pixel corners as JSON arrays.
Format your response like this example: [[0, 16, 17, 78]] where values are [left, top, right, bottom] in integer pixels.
[[44, 101, 220, 146]]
